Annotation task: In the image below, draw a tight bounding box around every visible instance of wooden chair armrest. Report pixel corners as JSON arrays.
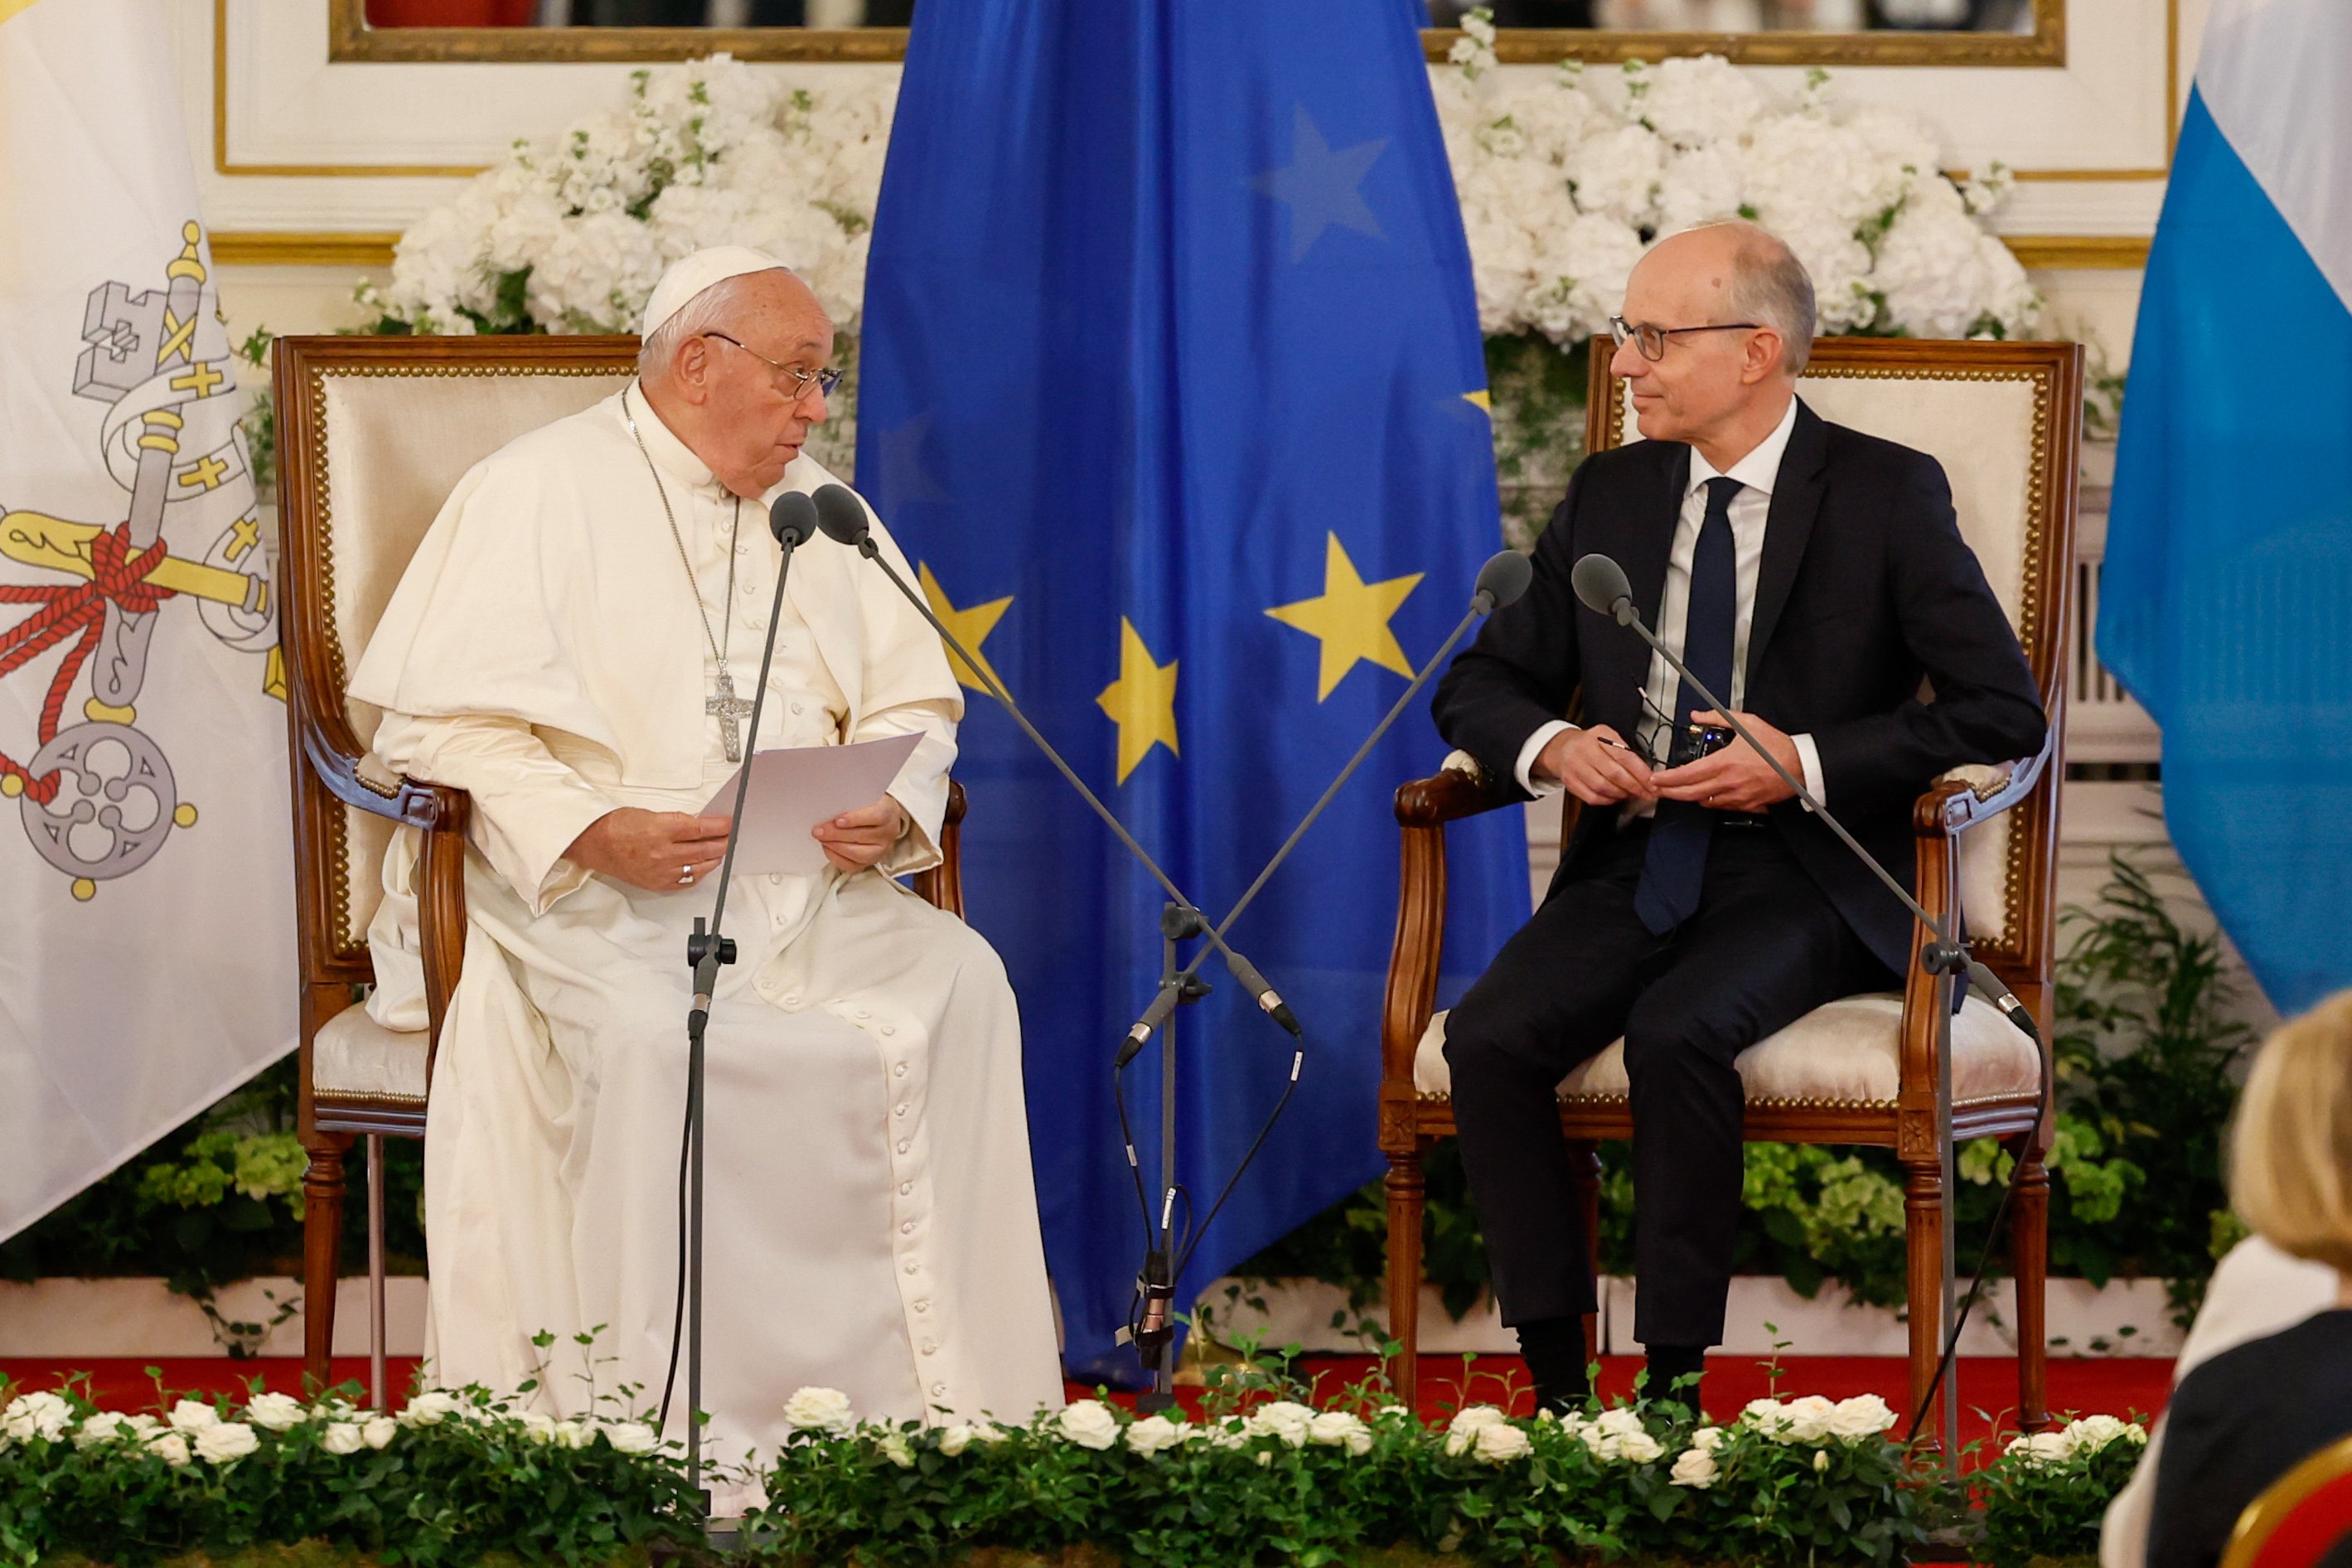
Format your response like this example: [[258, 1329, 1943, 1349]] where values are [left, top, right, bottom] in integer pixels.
[[1382, 757, 1516, 1106], [298, 714, 470, 834], [1395, 754, 1516, 828], [1911, 728, 2054, 840]]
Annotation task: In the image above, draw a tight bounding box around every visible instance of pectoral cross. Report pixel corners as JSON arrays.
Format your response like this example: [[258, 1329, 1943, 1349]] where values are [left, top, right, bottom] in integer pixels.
[[706, 669, 755, 762]]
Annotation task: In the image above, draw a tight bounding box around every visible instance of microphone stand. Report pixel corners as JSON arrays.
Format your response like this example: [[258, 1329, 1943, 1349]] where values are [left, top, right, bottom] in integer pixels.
[[1589, 585, 1977, 1471], [815, 505, 1298, 1405], [659, 500, 810, 1532]]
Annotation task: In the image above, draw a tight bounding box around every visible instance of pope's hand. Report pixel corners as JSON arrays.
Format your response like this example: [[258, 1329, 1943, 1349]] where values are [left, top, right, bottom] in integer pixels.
[[812, 795, 909, 874], [565, 808, 733, 893]]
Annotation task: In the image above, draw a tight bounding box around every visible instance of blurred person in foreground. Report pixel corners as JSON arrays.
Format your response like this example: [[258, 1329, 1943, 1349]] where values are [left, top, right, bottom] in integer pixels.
[[2134, 991, 2352, 1568]]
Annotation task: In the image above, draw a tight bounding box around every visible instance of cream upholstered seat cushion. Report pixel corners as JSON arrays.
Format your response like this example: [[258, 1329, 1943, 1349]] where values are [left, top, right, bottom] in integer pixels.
[[1412, 993, 2037, 1109], [314, 1003, 428, 1104]]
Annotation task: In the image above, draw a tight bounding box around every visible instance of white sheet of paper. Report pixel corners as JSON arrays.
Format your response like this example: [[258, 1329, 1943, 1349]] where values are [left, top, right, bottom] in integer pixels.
[[699, 732, 925, 877]]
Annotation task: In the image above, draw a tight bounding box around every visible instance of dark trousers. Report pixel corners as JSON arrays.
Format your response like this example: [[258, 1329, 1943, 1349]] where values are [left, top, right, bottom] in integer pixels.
[[1443, 815, 1893, 1349]]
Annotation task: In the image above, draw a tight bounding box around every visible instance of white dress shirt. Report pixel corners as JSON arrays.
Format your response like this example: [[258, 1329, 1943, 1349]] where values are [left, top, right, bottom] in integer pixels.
[[1514, 394, 1827, 809]]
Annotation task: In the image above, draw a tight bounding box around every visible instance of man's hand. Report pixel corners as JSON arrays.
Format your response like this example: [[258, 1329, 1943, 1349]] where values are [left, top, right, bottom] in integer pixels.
[[812, 795, 909, 874], [1652, 709, 1801, 814], [565, 808, 734, 893], [1536, 724, 1658, 808]]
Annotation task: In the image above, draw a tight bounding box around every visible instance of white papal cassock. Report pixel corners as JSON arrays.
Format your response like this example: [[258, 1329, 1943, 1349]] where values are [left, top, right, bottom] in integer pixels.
[[349, 384, 1062, 1464]]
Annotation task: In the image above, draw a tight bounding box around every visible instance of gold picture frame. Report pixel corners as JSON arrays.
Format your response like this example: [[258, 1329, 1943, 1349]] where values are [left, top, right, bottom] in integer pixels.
[[326, 0, 2063, 69]]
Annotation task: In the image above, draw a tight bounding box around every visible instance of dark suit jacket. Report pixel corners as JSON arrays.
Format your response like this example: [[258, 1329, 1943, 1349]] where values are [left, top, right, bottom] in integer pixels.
[[1432, 398, 2050, 975]]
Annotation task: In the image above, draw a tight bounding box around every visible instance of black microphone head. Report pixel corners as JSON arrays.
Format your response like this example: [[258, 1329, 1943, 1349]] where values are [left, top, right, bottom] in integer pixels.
[[1571, 553, 1633, 617], [767, 491, 817, 547], [1472, 549, 1532, 612], [811, 483, 870, 547]]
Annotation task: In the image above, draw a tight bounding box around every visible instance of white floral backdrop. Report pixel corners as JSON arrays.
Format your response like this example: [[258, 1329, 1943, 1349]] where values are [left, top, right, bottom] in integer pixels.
[[362, 28, 2042, 515]]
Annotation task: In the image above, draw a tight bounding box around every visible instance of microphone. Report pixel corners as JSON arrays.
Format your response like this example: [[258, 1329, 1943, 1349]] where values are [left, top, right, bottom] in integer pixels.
[[1473, 549, 1533, 616], [1968, 959, 2042, 1048], [806, 483, 1302, 1045], [768, 491, 817, 547], [1570, 552, 1634, 623], [1128, 549, 1533, 1063]]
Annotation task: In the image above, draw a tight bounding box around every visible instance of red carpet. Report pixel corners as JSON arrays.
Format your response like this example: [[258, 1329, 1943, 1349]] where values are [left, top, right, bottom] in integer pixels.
[[4, 1351, 2171, 1458]]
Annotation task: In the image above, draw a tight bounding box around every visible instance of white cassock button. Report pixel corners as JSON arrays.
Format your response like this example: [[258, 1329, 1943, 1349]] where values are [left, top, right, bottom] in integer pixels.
[[898, 1182, 912, 1196], [791, 701, 806, 715], [904, 1261, 919, 1275], [893, 1063, 907, 1078], [894, 1104, 908, 1118], [931, 1383, 947, 1398], [782, 994, 801, 1009], [913, 1299, 930, 1313], [856, 1009, 873, 1019], [921, 1341, 937, 1356], [896, 1140, 910, 1154], [900, 1221, 915, 1235], [767, 874, 781, 886]]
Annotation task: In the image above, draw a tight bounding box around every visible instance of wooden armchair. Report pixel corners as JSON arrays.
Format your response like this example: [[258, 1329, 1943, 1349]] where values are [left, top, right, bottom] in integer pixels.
[[274, 335, 968, 1397], [1379, 338, 2082, 1435]]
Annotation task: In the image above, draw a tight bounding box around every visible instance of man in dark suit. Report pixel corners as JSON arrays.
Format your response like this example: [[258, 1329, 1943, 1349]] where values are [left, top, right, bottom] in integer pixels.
[[1430, 221, 2049, 1414]]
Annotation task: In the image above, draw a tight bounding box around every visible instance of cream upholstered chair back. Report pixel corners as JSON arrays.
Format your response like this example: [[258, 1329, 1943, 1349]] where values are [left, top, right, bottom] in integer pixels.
[[276, 336, 638, 978], [1593, 339, 2080, 982]]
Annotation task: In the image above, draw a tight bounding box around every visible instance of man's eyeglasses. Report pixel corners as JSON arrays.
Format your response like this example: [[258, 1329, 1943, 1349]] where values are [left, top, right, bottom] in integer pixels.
[[1608, 317, 1761, 362], [701, 332, 844, 399]]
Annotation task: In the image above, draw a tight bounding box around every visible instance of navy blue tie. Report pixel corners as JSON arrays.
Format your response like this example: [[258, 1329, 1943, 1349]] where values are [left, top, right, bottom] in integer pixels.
[[1634, 476, 1742, 936]]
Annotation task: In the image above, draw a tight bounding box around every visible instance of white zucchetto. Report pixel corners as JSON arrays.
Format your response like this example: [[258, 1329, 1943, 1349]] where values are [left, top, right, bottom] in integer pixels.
[[639, 245, 790, 337]]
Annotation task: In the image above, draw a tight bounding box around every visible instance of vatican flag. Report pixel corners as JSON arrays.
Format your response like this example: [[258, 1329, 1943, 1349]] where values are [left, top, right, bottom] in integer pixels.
[[0, 0, 296, 1241]]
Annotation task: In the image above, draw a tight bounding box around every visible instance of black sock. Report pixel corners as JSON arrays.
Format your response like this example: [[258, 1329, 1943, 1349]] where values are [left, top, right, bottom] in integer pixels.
[[1643, 1343, 1705, 1411], [1516, 1317, 1590, 1410]]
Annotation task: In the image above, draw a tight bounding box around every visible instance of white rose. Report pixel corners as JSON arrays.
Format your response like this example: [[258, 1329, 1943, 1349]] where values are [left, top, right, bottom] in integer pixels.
[[1125, 1415, 1184, 1456], [1814, 1449, 1830, 1473], [1690, 1425, 1726, 1452], [196, 1422, 259, 1464], [1592, 1408, 1646, 1440], [167, 1400, 220, 1434], [602, 1420, 659, 1455], [1742, 1397, 1788, 1432], [3, 1391, 73, 1444], [552, 1420, 593, 1449], [1618, 1430, 1665, 1464], [939, 1423, 977, 1458], [1669, 1447, 1720, 1488], [1372, 1405, 1416, 1426], [75, 1412, 131, 1449], [148, 1431, 191, 1467], [878, 1430, 914, 1469], [1780, 1396, 1837, 1444], [782, 1387, 856, 1437], [1474, 1422, 1532, 1464], [124, 1415, 161, 1438], [1056, 1400, 1121, 1452], [399, 1391, 464, 1427], [520, 1411, 559, 1444], [2063, 1415, 2137, 1454], [308, 1400, 357, 1423], [244, 1392, 307, 1432], [1307, 1411, 1372, 1456], [362, 1416, 398, 1450], [2006, 1430, 2074, 1465], [1246, 1401, 1314, 1448], [1447, 1404, 1508, 1438], [322, 1423, 365, 1456], [1829, 1395, 1897, 1441]]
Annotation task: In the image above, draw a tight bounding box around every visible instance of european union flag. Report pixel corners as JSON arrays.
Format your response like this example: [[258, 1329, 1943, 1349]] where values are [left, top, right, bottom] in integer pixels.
[[858, 0, 1529, 1382]]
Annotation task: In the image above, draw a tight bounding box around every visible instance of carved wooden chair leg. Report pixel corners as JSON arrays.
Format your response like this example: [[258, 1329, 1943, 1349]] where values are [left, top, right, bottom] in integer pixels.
[[301, 1130, 355, 1393], [2010, 1133, 2052, 1431], [1384, 1142, 1427, 1403], [1902, 1155, 1948, 1446], [1568, 1137, 1602, 1366]]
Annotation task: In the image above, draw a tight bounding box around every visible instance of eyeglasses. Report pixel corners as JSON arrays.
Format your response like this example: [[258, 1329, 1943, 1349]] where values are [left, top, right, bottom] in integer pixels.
[[701, 332, 844, 399], [1608, 317, 1762, 362]]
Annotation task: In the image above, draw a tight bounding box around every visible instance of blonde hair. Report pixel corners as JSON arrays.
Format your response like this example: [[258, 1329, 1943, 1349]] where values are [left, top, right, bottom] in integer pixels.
[[2232, 990, 2352, 1274]]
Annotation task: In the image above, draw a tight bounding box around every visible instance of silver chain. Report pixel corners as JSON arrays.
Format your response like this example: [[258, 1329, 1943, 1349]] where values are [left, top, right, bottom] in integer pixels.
[[624, 381, 739, 671]]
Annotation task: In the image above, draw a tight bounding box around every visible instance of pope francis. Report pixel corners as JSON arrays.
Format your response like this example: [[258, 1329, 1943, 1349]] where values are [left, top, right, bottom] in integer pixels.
[[351, 248, 1063, 1464]]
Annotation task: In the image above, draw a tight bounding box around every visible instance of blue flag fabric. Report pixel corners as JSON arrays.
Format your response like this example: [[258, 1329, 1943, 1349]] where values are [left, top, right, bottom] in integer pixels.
[[858, 0, 1530, 1380], [2102, 0, 2352, 1014]]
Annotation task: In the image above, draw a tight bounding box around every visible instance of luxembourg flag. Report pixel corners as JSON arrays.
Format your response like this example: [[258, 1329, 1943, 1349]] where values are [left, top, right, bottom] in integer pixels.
[[2100, 0, 2352, 1014]]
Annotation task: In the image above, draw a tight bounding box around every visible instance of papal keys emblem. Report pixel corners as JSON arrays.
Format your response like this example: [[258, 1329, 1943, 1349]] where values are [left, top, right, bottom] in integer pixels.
[[0, 222, 280, 900]]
